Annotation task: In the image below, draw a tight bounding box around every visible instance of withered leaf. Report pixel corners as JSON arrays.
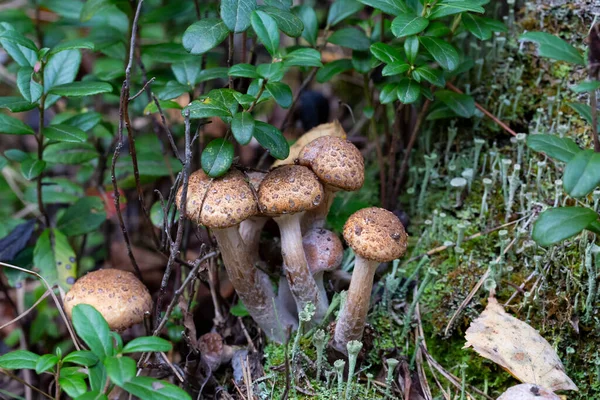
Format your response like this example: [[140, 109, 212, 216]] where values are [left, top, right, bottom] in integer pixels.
[[464, 297, 577, 392], [497, 383, 560, 400]]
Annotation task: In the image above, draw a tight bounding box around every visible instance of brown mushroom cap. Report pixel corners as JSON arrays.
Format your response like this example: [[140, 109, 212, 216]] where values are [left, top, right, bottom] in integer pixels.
[[343, 207, 408, 262], [297, 136, 364, 192], [177, 168, 258, 229], [257, 165, 324, 216], [63, 269, 152, 331], [303, 228, 343, 274]]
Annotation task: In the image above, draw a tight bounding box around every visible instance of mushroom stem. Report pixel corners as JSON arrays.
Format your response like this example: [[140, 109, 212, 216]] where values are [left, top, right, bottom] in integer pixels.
[[212, 227, 290, 342], [239, 216, 268, 261], [275, 213, 327, 324], [301, 190, 336, 232], [333, 257, 378, 351]]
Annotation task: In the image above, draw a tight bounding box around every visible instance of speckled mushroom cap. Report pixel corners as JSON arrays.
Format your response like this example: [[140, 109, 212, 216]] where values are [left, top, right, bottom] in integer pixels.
[[63, 269, 152, 331], [297, 136, 364, 192], [303, 228, 343, 274], [176, 168, 258, 229], [343, 207, 408, 263], [257, 165, 324, 216]]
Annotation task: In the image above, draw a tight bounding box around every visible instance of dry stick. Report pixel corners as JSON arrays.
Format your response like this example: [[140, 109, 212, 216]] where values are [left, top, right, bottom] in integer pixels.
[[0, 289, 50, 330], [128, 76, 155, 101], [0, 370, 53, 400], [591, 89, 600, 152], [151, 94, 184, 164], [503, 268, 539, 307], [446, 82, 517, 137]]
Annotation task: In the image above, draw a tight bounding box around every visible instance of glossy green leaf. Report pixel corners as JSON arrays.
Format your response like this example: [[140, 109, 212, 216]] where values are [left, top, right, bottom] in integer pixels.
[[251, 10, 280, 56], [172, 60, 201, 87], [104, 356, 136, 386], [293, 6, 318, 46], [265, 0, 292, 10], [156, 81, 188, 101], [519, 31, 584, 65], [413, 65, 445, 86], [429, 0, 484, 19], [266, 82, 292, 108], [567, 102, 600, 131], [284, 48, 322, 67], [57, 196, 107, 236], [35, 354, 59, 374], [75, 391, 108, 400], [260, 6, 304, 38], [201, 138, 234, 178], [327, 0, 364, 27], [0, 96, 35, 112], [33, 228, 77, 290], [208, 88, 239, 115], [221, 0, 256, 32], [54, 112, 102, 132], [404, 35, 419, 64], [88, 364, 107, 392], [0, 113, 35, 135], [316, 59, 353, 83], [328, 27, 370, 51], [370, 42, 402, 64], [253, 121, 289, 160], [44, 124, 87, 143], [182, 19, 229, 55], [49, 81, 112, 97], [526, 134, 581, 163], [379, 83, 398, 104], [80, 0, 111, 21], [44, 49, 81, 107], [397, 78, 420, 104], [185, 98, 232, 119], [232, 111, 255, 145], [123, 337, 173, 354], [63, 350, 99, 367], [391, 14, 429, 38], [563, 149, 600, 198], [16, 67, 42, 103], [144, 100, 182, 115], [382, 62, 409, 76], [571, 80, 600, 93], [0, 350, 40, 370], [122, 376, 192, 400], [49, 39, 95, 55], [21, 158, 46, 180], [59, 377, 87, 398], [228, 63, 260, 78], [532, 207, 599, 246], [256, 62, 285, 81], [462, 13, 492, 40], [0, 23, 37, 66], [435, 90, 475, 118], [419, 36, 459, 71], [44, 142, 99, 164], [72, 304, 112, 360], [356, 0, 408, 15]]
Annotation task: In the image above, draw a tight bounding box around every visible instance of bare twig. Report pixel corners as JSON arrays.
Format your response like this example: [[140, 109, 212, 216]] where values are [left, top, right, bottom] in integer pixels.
[[0, 289, 50, 330], [128, 76, 155, 101], [151, 94, 184, 164], [0, 370, 53, 400]]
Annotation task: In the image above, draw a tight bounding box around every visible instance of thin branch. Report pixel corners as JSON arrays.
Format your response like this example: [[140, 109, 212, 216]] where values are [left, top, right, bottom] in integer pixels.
[[128, 76, 155, 101], [0, 370, 53, 400], [0, 289, 50, 330], [152, 94, 184, 164]]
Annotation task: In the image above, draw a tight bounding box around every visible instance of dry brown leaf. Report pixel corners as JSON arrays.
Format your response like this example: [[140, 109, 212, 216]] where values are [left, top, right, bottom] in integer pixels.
[[464, 297, 577, 392], [497, 384, 560, 400], [271, 120, 346, 168]]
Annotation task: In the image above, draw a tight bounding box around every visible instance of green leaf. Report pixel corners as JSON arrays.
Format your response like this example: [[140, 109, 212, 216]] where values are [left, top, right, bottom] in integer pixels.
[[419, 36, 459, 71], [293, 6, 318, 46], [33, 228, 77, 290], [201, 138, 234, 178], [221, 0, 257, 32], [122, 376, 192, 400], [75, 391, 108, 400], [104, 356, 136, 386], [123, 337, 173, 354], [567, 102, 600, 131], [251, 10, 280, 56], [63, 350, 99, 367], [370, 42, 402, 64], [266, 82, 292, 108], [44, 124, 87, 143], [429, 0, 484, 19], [571, 80, 600, 93], [356, 0, 408, 15], [49, 81, 112, 97], [260, 6, 304, 38], [59, 377, 87, 398], [253, 121, 289, 159], [283, 48, 322, 67], [462, 13, 492, 40], [207, 88, 239, 115], [57, 196, 107, 236], [435, 90, 475, 118], [413, 65, 445, 87], [0, 96, 35, 112], [382, 62, 410, 76], [230, 301, 249, 316], [185, 98, 232, 119], [232, 111, 255, 145], [88, 364, 107, 392], [156, 81, 188, 101], [316, 59, 353, 83], [328, 27, 370, 51], [182, 19, 229, 55], [519, 31, 584, 65], [44, 49, 81, 107], [426, 103, 457, 120], [256, 62, 285, 81], [526, 134, 581, 163], [0, 113, 34, 135], [532, 207, 599, 246], [72, 304, 113, 360], [404, 35, 419, 64], [171, 60, 201, 87], [0, 23, 37, 66], [379, 83, 398, 104], [35, 354, 58, 374], [0, 350, 40, 370], [16, 67, 42, 103], [49, 39, 95, 55], [327, 0, 364, 27], [265, 0, 292, 10], [229, 63, 260, 78], [80, 0, 111, 21], [563, 149, 600, 198], [21, 158, 46, 180], [391, 14, 429, 38], [144, 100, 182, 115], [44, 142, 99, 164], [397, 78, 420, 104]]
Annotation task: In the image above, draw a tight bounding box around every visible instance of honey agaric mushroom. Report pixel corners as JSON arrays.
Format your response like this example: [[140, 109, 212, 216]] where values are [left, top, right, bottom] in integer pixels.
[[297, 136, 364, 232], [197, 332, 235, 372], [333, 207, 408, 352], [63, 269, 152, 332], [258, 165, 328, 323], [303, 228, 343, 307], [177, 168, 291, 342]]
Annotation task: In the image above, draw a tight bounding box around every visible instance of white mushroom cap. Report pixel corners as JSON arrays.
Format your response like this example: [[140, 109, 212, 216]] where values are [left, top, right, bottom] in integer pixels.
[[497, 384, 560, 400]]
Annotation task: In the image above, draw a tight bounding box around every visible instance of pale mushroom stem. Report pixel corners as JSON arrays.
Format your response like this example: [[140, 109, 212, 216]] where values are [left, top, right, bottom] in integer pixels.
[[334, 257, 378, 351], [212, 227, 289, 342], [301, 190, 336, 233], [276, 213, 327, 324], [239, 216, 268, 261], [277, 273, 298, 318]]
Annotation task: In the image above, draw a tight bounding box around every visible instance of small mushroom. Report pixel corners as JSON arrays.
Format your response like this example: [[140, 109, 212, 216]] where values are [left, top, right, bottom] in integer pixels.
[[197, 332, 235, 372], [177, 168, 291, 342], [333, 207, 407, 352], [303, 228, 343, 305], [63, 269, 152, 332], [258, 165, 327, 323], [297, 136, 364, 232], [497, 384, 560, 400]]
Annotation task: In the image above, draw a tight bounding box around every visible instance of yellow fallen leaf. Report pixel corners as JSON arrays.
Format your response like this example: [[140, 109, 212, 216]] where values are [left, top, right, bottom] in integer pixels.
[[497, 384, 560, 400], [464, 297, 577, 392], [271, 120, 346, 168]]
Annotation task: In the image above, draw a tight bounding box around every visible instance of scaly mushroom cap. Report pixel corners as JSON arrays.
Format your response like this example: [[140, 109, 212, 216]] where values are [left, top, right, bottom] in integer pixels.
[[303, 228, 343, 274], [297, 136, 364, 192], [257, 165, 324, 216], [343, 207, 408, 263], [497, 384, 560, 400], [177, 168, 258, 229], [64, 269, 152, 331]]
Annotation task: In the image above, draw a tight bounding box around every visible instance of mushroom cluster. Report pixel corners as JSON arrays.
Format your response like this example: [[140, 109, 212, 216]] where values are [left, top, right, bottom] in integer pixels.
[[173, 123, 408, 348]]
